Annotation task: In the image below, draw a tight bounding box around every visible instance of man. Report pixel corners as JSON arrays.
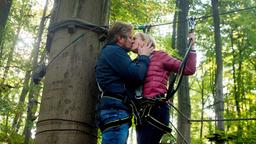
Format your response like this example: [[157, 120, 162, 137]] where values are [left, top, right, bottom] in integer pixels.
[[95, 22, 153, 144]]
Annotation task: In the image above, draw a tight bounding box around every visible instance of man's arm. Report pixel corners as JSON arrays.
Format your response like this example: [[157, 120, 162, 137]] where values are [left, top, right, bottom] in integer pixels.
[[104, 47, 150, 83]]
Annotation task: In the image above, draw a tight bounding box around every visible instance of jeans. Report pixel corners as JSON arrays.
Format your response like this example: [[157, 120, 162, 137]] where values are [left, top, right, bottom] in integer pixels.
[[99, 109, 130, 144], [136, 103, 170, 144]]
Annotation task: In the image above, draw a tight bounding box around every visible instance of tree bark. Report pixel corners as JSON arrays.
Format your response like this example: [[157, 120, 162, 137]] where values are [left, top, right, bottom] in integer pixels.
[[211, 0, 225, 143], [171, 0, 178, 50], [35, 0, 109, 143], [176, 0, 191, 143], [0, 0, 12, 59], [235, 31, 244, 138], [0, 0, 12, 28], [168, 0, 179, 105]]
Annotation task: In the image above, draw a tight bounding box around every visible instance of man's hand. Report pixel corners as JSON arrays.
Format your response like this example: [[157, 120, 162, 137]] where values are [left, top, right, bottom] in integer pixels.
[[138, 42, 154, 56]]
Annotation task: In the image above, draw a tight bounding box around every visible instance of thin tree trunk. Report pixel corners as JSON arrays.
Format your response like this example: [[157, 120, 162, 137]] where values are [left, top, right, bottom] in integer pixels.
[[176, 0, 191, 143], [199, 69, 205, 142], [171, 0, 178, 50], [12, 71, 31, 132], [168, 0, 178, 106], [0, 0, 12, 61], [1, 28, 21, 83], [0, 0, 12, 28], [236, 33, 245, 138], [230, 30, 242, 137], [23, 0, 49, 143], [211, 0, 225, 143], [35, 0, 110, 143]]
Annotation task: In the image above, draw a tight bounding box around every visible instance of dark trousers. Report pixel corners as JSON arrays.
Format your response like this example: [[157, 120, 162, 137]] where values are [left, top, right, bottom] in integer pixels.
[[136, 103, 170, 144]]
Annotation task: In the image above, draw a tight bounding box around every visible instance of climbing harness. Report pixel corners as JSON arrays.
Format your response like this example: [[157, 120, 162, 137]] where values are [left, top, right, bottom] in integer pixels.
[[96, 79, 137, 132], [96, 92, 138, 132]]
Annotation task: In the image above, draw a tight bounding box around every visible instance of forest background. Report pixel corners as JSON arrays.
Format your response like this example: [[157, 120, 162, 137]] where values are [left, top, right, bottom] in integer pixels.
[[0, 0, 255, 144]]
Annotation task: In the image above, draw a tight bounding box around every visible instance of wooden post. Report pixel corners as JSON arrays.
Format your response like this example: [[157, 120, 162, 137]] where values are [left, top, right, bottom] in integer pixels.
[[35, 0, 109, 143]]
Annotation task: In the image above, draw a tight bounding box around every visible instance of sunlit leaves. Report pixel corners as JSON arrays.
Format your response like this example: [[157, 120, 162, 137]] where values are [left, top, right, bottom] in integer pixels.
[[110, 0, 174, 25]]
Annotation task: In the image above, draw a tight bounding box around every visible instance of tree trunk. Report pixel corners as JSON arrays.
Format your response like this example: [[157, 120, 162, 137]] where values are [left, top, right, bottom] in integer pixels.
[[1, 27, 21, 84], [176, 0, 190, 143], [168, 0, 178, 105], [23, 0, 49, 143], [199, 68, 205, 142], [0, 0, 12, 28], [12, 71, 31, 132], [211, 0, 225, 143], [35, 0, 109, 143], [236, 32, 245, 139], [230, 30, 242, 137], [0, 0, 12, 60], [171, 0, 178, 50]]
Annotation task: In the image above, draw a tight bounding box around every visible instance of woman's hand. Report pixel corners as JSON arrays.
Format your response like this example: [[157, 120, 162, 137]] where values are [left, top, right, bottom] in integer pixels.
[[138, 42, 154, 56], [188, 32, 196, 50]]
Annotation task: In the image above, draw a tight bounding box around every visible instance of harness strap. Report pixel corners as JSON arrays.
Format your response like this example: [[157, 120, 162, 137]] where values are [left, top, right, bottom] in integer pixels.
[[128, 99, 142, 125], [103, 92, 144, 125], [102, 94, 123, 101], [99, 93, 135, 131], [99, 116, 131, 132], [146, 114, 172, 133], [140, 104, 172, 134]]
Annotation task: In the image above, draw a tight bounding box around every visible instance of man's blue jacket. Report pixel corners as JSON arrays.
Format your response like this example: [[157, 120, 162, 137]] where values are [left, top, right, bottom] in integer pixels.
[[96, 43, 150, 110]]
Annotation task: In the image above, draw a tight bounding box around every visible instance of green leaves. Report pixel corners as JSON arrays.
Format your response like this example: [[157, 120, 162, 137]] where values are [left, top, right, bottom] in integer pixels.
[[110, 0, 174, 25]]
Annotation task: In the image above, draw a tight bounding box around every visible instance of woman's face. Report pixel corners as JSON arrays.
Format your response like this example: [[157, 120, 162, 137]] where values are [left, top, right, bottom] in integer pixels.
[[131, 34, 144, 53]]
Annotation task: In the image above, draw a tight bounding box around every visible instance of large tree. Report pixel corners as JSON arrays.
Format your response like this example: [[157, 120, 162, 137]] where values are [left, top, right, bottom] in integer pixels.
[[35, 0, 110, 143]]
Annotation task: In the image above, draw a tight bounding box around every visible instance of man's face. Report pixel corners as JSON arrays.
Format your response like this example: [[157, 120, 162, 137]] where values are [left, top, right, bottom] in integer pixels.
[[117, 32, 134, 50], [131, 34, 143, 53]]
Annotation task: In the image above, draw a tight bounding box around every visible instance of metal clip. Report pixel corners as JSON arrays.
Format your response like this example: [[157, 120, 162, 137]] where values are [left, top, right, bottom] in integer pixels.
[[188, 17, 196, 33]]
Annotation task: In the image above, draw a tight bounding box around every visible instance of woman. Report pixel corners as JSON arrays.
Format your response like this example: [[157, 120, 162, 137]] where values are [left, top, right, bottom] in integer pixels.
[[131, 32, 197, 144]]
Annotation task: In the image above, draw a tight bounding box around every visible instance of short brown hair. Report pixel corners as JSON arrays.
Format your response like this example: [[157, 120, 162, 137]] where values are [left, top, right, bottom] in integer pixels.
[[107, 22, 133, 43]]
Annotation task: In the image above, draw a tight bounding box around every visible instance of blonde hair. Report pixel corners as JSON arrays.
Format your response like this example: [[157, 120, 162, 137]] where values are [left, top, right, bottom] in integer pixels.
[[136, 32, 156, 48]]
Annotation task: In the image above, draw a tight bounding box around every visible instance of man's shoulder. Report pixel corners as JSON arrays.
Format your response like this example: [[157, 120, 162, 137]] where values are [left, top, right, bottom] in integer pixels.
[[103, 43, 124, 52], [104, 43, 121, 49], [101, 43, 128, 59]]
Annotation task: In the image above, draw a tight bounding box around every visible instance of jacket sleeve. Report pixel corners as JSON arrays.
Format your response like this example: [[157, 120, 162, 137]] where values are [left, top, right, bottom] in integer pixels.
[[163, 50, 197, 75], [103, 47, 150, 83]]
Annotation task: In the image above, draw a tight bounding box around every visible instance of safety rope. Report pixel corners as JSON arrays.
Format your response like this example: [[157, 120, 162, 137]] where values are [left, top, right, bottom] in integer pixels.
[[46, 32, 86, 68], [168, 120, 190, 144], [165, 17, 195, 101], [46, 18, 107, 52], [167, 103, 256, 144], [135, 6, 256, 31], [170, 103, 256, 122]]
